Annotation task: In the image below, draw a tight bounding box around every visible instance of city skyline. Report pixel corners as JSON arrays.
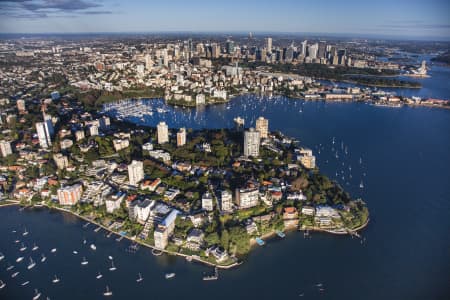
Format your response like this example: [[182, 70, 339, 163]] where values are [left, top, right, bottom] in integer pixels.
[[0, 0, 449, 40]]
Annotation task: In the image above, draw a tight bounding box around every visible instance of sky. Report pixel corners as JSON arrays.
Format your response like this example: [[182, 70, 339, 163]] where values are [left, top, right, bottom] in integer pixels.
[[0, 0, 449, 40]]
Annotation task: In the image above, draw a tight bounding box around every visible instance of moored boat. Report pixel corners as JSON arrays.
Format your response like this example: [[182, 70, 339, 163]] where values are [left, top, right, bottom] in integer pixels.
[[165, 272, 175, 279]]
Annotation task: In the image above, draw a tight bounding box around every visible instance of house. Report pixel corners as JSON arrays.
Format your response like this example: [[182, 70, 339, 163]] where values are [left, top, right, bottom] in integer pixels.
[[283, 207, 299, 228], [301, 206, 315, 216]]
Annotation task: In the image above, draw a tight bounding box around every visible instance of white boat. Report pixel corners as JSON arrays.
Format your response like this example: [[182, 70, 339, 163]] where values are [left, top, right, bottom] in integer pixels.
[[81, 257, 88, 265], [103, 286, 112, 297], [52, 275, 60, 283], [50, 248, 57, 253], [90, 244, 96, 251], [360, 181, 364, 189], [6, 265, 14, 271], [27, 257, 36, 270], [73, 251, 78, 255], [108, 256, 113, 260], [22, 228, 29, 236], [19, 243, 27, 252], [21, 281, 30, 286], [32, 244, 39, 251], [165, 273, 175, 279], [96, 272, 103, 279], [136, 273, 143, 283], [11, 271, 19, 278], [40, 254, 46, 263], [33, 289, 41, 300], [0, 252, 4, 261], [109, 261, 116, 271], [15, 240, 20, 244], [16, 256, 24, 263], [0, 280, 5, 289]]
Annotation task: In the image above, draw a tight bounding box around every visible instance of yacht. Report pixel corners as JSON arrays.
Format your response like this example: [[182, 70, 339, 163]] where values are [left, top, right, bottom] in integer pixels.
[[19, 243, 27, 252], [21, 281, 30, 286], [73, 251, 78, 255], [108, 256, 113, 260], [15, 240, 20, 244], [32, 289, 41, 300], [109, 261, 116, 271], [81, 257, 88, 265], [22, 228, 29, 236], [103, 286, 112, 297], [136, 273, 143, 283], [165, 273, 175, 279], [52, 275, 60, 283], [96, 272, 103, 279], [16, 256, 24, 263], [40, 254, 46, 263], [0, 280, 5, 289], [32, 244, 39, 251], [27, 257, 36, 270], [90, 244, 96, 251]]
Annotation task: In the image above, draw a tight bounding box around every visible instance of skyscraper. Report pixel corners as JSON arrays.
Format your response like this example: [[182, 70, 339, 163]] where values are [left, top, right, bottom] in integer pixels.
[[157, 121, 169, 144], [244, 128, 260, 157], [301, 40, 308, 56], [177, 127, 186, 147], [255, 117, 269, 139], [36, 121, 52, 149], [318, 41, 327, 59], [308, 43, 319, 59], [220, 190, 233, 212], [265, 37, 272, 53], [128, 160, 144, 186]]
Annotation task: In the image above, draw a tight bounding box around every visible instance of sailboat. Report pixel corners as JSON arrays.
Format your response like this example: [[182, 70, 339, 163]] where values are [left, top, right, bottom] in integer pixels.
[[21, 281, 29, 286], [360, 180, 364, 189], [96, 272, 103, 279], [50, 248, 57, 253], [109, 260, 116, 271], [6, 264, 14, 271], [0, 252, 4, 261], [32, 289, 41, 300], [136, 273, 143, 283], [22, 228, 29, 236], [103, 286, 113, 297], [40, 254, 46, 263], [19, 243, 27, 252], [16, 256, 24, 263], [27, 257, 36, 270], [32, 244, 39, 251], [11, 271, 19, 278], [81, 257, 88, 265], [0, 280, 5, 289], [52, 275, 60, 283]]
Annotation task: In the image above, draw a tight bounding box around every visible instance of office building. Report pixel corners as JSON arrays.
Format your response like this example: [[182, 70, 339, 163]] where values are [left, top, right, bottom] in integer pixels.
[[53, 153, 69, 170], [157, 121, 169, 144], [255, 116, 269, 139], [265, 37, 272, 53], [244, 128, 260, 157], [128, 160, 144, 186]]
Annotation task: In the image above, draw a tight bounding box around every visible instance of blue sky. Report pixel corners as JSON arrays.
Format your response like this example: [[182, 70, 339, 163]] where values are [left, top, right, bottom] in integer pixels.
[[0, 0, 449, 39]]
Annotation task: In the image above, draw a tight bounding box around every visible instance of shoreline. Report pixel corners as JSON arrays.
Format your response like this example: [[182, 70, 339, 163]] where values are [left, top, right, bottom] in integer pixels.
[[1, 201, 240, 270], [1, 201, 369, 269]]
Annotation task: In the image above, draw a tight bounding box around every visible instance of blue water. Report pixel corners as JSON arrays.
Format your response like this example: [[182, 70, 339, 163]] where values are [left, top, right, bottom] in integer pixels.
[[1, 98, 450, 300]]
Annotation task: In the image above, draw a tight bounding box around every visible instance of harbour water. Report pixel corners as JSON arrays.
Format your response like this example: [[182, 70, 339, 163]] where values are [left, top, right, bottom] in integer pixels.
[[1, 95, 449, 299]]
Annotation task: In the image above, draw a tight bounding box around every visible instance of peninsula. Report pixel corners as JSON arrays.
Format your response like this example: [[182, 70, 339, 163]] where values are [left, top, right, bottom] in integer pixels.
[[0, 92, 368, 268]]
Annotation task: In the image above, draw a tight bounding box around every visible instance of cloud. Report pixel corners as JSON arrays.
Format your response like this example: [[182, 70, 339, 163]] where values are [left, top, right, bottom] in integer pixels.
[[378, 20, 450, 30], [0, 0, 112, 18]]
